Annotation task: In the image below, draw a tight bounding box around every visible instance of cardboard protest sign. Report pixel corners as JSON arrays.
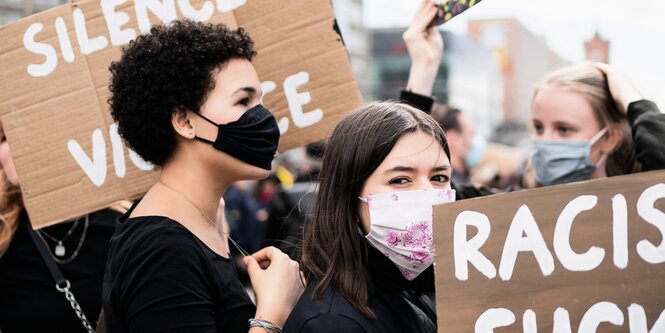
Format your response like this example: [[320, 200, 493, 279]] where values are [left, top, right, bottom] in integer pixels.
[[433, 170, 665, 332], [0, 0, 362, 228]]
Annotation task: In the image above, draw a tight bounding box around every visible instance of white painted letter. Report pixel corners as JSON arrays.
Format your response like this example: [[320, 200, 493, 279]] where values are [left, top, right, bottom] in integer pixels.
[[612, 194, 629, 269], [553, 308, 572, 333], [216, 0, 246, 12], [499, 204, 554, 280], [128, 149, 154, 171], [260, 81, 288, 134], [474, 308, 515, 333], [284, 72, 323, 128], [24, 23, 57, 77], [578, 301, 624, 332], [102, 0, 136, 45], [135, 0, 178, 34], [523, 309, 537, 333], [553, 195, 605, 271], [73, 8, 108, 55], [454, 211, 496, 280], [109, 123, 126, 178], [636, 183, 665, 264], [54, 17, 74, 63], [628, 303, 665, 333], [68, 129, 107, 187], [178, 0, 214, 21]]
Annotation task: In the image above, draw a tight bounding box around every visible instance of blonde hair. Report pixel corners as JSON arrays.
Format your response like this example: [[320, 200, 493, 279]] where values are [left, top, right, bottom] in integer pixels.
[[534, 64, 638, 176], [0, 169, 23, 257]]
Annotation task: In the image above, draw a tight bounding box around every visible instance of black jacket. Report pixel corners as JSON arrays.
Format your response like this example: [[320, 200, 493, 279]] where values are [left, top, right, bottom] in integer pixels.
[[283, 245, 437, 333]]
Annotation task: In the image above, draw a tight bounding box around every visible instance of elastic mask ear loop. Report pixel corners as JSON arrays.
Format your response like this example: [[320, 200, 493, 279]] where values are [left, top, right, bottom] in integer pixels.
[[590, 127, 610, 168], [357, 196, 369, 235], [589, 127, 609, 145], [192, 111, 219, 126], [191, 111, 219, 145]]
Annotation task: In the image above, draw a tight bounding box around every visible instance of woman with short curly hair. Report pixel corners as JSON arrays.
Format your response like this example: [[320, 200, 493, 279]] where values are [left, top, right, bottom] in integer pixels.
[[103, 19, 304, 333]]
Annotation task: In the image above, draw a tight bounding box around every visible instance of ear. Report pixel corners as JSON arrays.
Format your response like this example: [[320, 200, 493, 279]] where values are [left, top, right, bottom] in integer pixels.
[[600, 123, 624, 154], [171, 108, 197, 140]]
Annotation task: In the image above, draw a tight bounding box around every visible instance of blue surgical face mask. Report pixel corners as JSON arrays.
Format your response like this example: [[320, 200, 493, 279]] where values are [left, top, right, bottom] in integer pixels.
[[530, 127, 608, 186], [464, 134, 486, 168]]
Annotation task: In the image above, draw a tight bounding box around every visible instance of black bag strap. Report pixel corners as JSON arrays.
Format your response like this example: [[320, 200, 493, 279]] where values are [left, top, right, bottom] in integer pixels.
[[28, 226, 95, 333]]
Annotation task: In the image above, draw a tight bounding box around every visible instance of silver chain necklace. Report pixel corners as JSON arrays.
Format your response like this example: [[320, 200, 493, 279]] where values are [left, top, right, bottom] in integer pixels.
[[157, 180, 250, 256], [35, 214, 89, 264], [38, 215, 82, 257]]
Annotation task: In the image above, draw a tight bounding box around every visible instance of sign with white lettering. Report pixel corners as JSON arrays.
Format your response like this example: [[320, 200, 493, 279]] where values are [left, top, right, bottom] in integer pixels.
[[0, 0, 362, 228], [433, 171, 665, 332]]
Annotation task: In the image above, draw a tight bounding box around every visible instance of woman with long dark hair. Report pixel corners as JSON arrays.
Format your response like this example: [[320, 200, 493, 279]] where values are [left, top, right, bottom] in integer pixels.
[[284, 101, 452, 333]]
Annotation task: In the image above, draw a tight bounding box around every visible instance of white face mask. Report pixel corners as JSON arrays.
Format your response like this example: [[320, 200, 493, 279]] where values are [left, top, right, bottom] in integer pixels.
[[359, 189, 456, 280]]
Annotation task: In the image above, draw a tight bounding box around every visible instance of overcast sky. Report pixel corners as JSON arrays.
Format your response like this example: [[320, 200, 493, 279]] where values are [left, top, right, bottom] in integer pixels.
[[364, 0, 665, 107]]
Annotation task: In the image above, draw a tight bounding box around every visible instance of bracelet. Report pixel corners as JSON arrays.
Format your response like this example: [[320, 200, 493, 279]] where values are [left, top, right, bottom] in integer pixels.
[[248, 318, 282, 333]]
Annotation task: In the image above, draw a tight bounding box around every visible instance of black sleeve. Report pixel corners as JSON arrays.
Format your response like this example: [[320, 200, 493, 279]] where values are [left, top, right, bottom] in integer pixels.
[[627, 100, 665, 171], [121, 227, 218, 333], [452, 182, 496, 200], [297, 313, 367, 333], [399, 90, 435, 114]]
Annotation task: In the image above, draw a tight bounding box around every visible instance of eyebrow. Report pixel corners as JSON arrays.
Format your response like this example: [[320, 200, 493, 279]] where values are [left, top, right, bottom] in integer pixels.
[[231, 87, 259, 97], [552, 121, 577, 128], [384, 165, 451, 174]]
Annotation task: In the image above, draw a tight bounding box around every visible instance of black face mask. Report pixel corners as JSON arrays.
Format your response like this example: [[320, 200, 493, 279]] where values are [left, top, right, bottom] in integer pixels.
[[193, 104, 280, 170]]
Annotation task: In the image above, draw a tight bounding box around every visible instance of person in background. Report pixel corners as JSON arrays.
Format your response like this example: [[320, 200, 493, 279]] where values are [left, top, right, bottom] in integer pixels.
[[398, 5, 665, 197], [526, 62, 665, 187], [103, 20, 303, 333], [0, 121, 123, 333], [430, 104, 485, 184]]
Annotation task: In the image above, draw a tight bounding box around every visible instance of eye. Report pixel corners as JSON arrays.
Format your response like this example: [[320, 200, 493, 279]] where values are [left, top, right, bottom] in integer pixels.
[[389, 177, 410, 185], [532, 122, 544, 135], [556, 125, 572, 136], [237, 97, 250, 106], [431, 174, 450, 183]]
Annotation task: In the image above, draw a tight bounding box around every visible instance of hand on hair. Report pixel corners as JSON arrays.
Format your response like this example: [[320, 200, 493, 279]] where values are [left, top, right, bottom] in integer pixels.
[[593, 62, 643, 113], [245, 246, 305, 327], [403, 0, 444, 96]]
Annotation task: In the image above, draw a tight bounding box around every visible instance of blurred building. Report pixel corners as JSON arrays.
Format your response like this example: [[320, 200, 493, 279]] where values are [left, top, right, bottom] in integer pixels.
[[585, 31, 610, 63], [467, 18, 569, 146], [468, 19, 568, 122], [368, 28, 502, 136], [331, 0, 370, 98]]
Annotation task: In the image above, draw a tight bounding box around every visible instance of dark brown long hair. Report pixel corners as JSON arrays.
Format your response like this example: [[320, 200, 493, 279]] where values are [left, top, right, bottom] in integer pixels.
[[299, 101, 450, 318]]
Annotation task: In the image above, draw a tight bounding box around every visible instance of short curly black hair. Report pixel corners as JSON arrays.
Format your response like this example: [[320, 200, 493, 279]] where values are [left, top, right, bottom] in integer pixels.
[[108, 19, 256, 166]]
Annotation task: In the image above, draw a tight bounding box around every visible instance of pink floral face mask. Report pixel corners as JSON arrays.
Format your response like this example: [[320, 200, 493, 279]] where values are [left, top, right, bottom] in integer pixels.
[[359, 189, 456, 280]]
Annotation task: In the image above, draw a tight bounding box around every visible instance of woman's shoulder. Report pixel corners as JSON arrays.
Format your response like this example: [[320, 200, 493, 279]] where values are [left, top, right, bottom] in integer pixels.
[[108, 215, 210, 268], [283, 283, 374, 333], [113, 215, 191, 245]]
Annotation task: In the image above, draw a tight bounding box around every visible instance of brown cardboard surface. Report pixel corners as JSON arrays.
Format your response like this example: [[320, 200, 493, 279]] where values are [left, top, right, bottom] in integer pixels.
[[0, 0, 362, 228], [433, 170, 665, 332]]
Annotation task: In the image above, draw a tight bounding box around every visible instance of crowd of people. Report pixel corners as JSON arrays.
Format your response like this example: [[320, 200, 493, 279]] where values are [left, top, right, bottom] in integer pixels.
[[1, 0, 663, 332]]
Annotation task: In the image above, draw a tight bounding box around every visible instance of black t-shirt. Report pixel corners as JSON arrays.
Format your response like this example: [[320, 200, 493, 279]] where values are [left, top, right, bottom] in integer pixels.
[[103, 209, 255, 333], [0, 209, 119, 333]]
